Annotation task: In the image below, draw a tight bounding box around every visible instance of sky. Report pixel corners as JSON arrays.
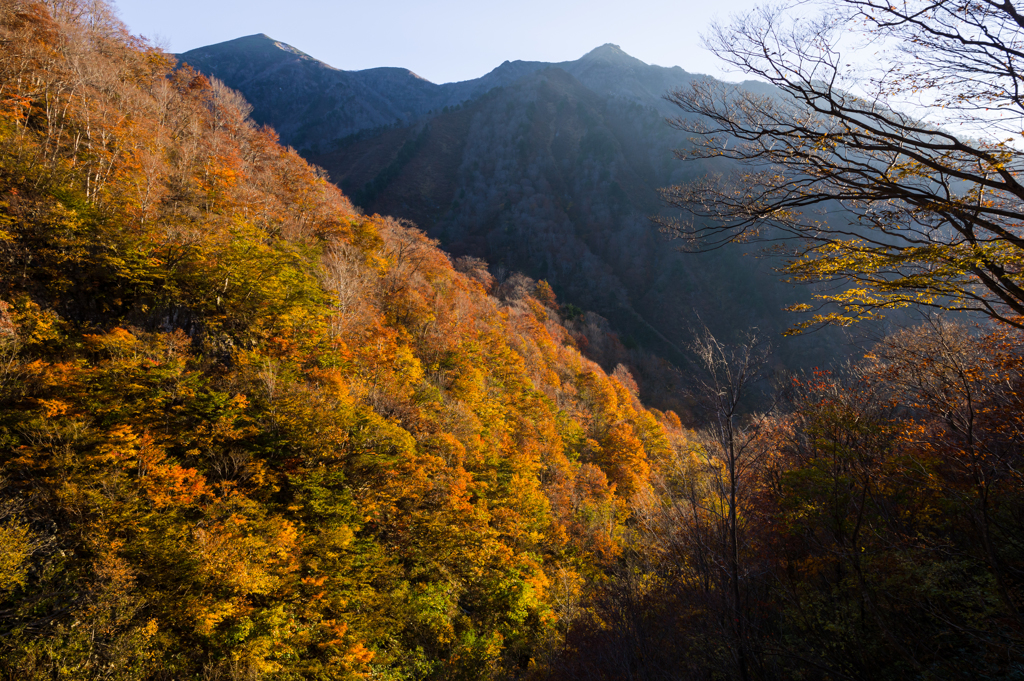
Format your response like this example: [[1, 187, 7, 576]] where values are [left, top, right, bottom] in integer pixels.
[[111, 0, 762, 85]]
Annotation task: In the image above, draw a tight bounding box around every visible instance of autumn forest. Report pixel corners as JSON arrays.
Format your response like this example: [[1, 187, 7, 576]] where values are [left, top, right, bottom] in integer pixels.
[[1, 1, 1023, 680]]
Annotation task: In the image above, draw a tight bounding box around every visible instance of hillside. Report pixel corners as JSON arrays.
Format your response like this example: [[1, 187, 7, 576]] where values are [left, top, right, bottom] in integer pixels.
[[174, 37, 713, 154], [175, 34, 553, 155], [180, 37, 860, 405], [0, 4, 684, 678], [5, 4, 1024, 681]]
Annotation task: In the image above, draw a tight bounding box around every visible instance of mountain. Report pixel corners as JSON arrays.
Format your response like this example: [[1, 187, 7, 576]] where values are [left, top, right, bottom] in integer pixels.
[[0, 6, 685, 677], [176, 34, 551, 153], [177, 35, 781, 148], [179, 37, 862, 404], [8, 7, 1024, 680]]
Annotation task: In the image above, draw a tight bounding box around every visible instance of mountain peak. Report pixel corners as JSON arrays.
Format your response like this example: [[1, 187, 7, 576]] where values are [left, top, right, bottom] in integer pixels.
[[580, 43, 644, 64], [179, 33, 312, 62], [200, 33, 277, 49]]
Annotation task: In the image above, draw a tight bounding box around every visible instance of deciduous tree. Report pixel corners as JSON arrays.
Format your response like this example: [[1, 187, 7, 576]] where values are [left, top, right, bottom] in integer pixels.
[[659, 0, 1024, 330]]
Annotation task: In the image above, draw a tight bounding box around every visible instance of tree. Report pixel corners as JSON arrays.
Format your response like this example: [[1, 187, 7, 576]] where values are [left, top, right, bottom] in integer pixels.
[[686, 325, 772, 681], [756, 321, 1024, 677], [658, 0, 1024, 331]]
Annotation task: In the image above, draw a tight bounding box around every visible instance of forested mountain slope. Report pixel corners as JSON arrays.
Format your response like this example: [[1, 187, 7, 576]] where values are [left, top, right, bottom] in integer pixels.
[[0, 3, 685, 678], [181, 38, 858, 401], [4, 4, 1024, 681]]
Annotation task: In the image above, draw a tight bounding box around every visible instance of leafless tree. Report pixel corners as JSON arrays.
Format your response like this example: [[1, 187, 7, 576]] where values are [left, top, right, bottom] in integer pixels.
[[687, 325, 773, 681], [658, 0, 1024, 331]]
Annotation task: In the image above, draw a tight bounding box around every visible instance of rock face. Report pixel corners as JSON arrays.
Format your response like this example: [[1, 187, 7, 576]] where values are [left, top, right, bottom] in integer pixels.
[[180, 37, 859, 385]]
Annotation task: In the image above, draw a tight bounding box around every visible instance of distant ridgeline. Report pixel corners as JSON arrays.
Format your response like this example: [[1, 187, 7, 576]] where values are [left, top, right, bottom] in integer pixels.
[[178, 36, 858, 406], [176, 35, 708, 156]]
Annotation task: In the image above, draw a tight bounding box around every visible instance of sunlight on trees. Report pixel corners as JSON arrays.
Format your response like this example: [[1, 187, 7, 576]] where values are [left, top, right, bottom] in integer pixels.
[[658, 0, 1024, 331]]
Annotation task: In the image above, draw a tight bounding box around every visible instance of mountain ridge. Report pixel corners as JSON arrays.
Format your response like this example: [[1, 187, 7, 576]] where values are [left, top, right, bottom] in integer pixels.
[[176, 35, 714, 151], [179, 35, 862, 405]]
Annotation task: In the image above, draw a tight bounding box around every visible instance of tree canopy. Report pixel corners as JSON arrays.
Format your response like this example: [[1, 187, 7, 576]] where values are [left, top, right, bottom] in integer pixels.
[[658, 0, 1024, 331], [0, 2, 684, 677]]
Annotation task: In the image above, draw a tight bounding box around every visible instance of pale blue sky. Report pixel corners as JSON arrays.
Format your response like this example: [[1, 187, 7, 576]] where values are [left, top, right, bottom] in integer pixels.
[[112, 0, 761, 84]]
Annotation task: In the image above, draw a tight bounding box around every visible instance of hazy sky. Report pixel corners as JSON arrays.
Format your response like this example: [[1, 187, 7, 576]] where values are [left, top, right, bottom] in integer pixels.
[[112, 0, 762, 84]]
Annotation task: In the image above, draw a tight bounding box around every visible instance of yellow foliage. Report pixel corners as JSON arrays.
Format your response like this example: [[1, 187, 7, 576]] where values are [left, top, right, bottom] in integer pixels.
[[0, 519, 34, 592]]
